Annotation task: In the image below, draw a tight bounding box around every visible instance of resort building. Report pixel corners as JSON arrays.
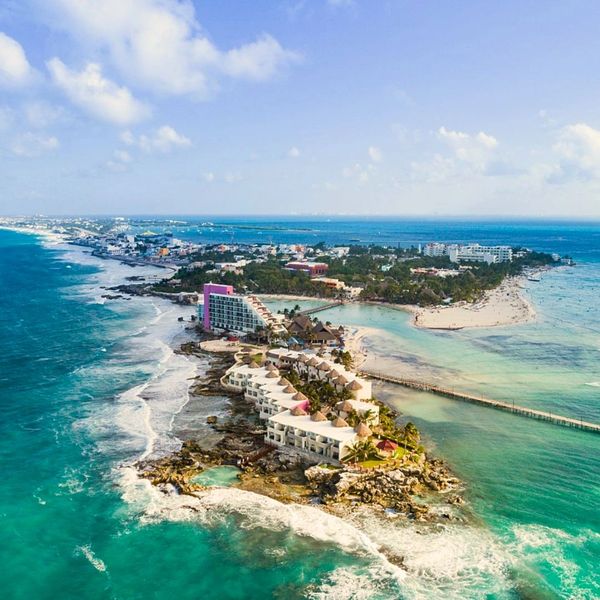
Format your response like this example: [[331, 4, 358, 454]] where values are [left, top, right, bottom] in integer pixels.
[[424, 242, 513, 264], [284, 261, 329, 277], [265, 410, 359, 462], [265, 348, 373, 401], [202, 283, 286, 336], [223, 349, 378, 463], [423, 242, 447, 257], [448, 244, 512, 264]]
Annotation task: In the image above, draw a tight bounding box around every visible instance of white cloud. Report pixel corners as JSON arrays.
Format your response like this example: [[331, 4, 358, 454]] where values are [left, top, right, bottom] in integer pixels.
[[0, 32, 36, 88], [552, 123, 600, 177], [368, 145, 382, 162], [140, 126, 191, 152], [342, 163, 372, 184], [47, 0, 300, 97], [121, 125, 191, 153], [288, 146, 301, 158], [114, 149, 132, 163], [11, 132, 59, 157], [438, 126, 498, 170], [202, 172, 215, 183], [106, 148, 132, 172], [47, 59, 149, 125], [410, 154, 455, 183]]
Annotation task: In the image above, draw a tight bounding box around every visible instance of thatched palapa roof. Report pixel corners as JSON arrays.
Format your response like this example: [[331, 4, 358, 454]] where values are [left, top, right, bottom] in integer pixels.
[[310, 411, 327, 422], [332, 416, 349, 428], [355, 422, 372, 438], [337, 400, 354, 413]]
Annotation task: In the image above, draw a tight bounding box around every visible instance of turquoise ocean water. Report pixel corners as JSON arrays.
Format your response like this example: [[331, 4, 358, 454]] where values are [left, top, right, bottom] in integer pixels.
[[0, 220, 598, 599]]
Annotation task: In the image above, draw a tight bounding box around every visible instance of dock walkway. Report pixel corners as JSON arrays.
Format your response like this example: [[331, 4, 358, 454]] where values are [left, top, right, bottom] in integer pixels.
[[360, 370, 600, 434], [299, 300, 344, 316]]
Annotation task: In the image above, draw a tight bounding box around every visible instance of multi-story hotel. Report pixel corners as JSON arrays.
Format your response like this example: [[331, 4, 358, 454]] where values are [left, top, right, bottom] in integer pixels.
[[448, 244, 512, 264], [223, 349, 377, 463], [424, 243, 513, 264], [202, 283, 286, 336]]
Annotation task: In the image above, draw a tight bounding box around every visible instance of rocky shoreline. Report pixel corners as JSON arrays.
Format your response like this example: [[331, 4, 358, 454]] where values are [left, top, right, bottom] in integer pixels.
[[136, 342, 466, 525]]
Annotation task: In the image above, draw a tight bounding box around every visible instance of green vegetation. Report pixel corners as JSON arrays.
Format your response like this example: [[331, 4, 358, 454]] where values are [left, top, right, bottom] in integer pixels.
[[331, 349, 354, 370], [284, 370, 352, 413], [151, 242, 557, 307], [343, 440, 380, 464]]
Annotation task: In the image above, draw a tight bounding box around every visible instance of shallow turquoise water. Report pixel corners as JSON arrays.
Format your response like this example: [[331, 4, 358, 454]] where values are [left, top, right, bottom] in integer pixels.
[[1, 222, 599, 599], [265, 250, 600, 598], [193, 466, 242, 487]]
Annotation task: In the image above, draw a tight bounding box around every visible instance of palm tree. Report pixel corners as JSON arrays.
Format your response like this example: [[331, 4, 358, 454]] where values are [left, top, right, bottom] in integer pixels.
[[342, 440, 379, 464], [401, 422, 420, 450], [362, 409, 376, 424]]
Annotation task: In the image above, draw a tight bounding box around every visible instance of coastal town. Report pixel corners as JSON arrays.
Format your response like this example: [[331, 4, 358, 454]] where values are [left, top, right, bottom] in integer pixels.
[[0, 216, 570, 321], [0, 216, 579, 492]]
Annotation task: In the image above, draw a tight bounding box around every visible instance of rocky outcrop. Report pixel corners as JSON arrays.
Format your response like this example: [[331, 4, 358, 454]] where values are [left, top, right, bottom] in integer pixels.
[[304, 460, 461, 521]]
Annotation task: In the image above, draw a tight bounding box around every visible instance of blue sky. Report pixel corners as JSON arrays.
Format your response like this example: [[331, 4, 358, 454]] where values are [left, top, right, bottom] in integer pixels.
[[1, 0, 600, 216]]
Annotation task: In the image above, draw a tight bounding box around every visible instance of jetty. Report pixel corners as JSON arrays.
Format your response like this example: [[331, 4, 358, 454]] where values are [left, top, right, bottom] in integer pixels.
[[299, 300, 344, 316], [360, 370, 600, 434]]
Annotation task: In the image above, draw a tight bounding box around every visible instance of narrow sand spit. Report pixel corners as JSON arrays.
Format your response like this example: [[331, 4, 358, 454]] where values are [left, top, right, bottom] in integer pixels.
[[409, 277, 535, 330]]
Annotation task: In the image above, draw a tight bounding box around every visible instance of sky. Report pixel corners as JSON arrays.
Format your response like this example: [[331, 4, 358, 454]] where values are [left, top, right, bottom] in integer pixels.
[[1, 0, 600, 217]]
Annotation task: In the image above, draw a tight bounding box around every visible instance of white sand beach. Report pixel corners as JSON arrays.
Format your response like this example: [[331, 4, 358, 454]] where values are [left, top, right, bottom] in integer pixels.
[[343, 326, 378, 368], [410, 277, 535, 330]]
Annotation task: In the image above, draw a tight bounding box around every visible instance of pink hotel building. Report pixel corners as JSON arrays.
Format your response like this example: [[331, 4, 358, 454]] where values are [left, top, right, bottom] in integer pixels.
[[202, 283, 286, 336]]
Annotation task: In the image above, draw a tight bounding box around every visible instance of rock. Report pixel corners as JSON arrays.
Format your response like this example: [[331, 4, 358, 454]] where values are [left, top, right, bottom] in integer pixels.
[[447, 495, 464, 505], [206, 415, 218, 424]]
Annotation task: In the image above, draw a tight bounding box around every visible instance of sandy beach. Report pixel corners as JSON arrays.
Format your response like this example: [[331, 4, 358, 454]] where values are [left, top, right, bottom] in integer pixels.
[[343, 325, 378, 368], [410, 276, 536, 330]]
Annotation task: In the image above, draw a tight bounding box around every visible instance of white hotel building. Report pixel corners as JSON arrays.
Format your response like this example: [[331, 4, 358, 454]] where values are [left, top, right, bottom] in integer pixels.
[[223, 350, 377, 463], [424, 243, 513, 264]]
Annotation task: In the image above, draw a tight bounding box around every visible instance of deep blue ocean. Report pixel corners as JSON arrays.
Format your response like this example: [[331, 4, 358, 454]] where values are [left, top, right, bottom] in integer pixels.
[[0, 219, 598, 599]]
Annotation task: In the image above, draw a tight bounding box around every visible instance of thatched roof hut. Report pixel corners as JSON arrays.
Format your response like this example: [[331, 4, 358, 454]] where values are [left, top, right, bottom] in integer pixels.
[[291, 406, 307, 416], [310, 411, 327, 422], [355, 422, 372, 438], [337, 400, 354, 413], [332, 416, 349, 428]]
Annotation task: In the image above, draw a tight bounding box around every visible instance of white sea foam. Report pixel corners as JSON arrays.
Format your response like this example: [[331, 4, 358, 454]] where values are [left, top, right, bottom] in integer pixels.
[[584, 381, 600, 387], [76, 545, 107, 573], [506, 524, 599, 600]]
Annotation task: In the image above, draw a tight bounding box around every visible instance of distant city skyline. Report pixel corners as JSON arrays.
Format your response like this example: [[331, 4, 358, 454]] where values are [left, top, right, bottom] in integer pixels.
[[2, 1, 600, 217]]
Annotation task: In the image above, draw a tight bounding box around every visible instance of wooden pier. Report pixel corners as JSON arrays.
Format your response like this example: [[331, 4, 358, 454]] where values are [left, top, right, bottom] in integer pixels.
[[360, 370, 600, 434], [300, 300, 344, 316]]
